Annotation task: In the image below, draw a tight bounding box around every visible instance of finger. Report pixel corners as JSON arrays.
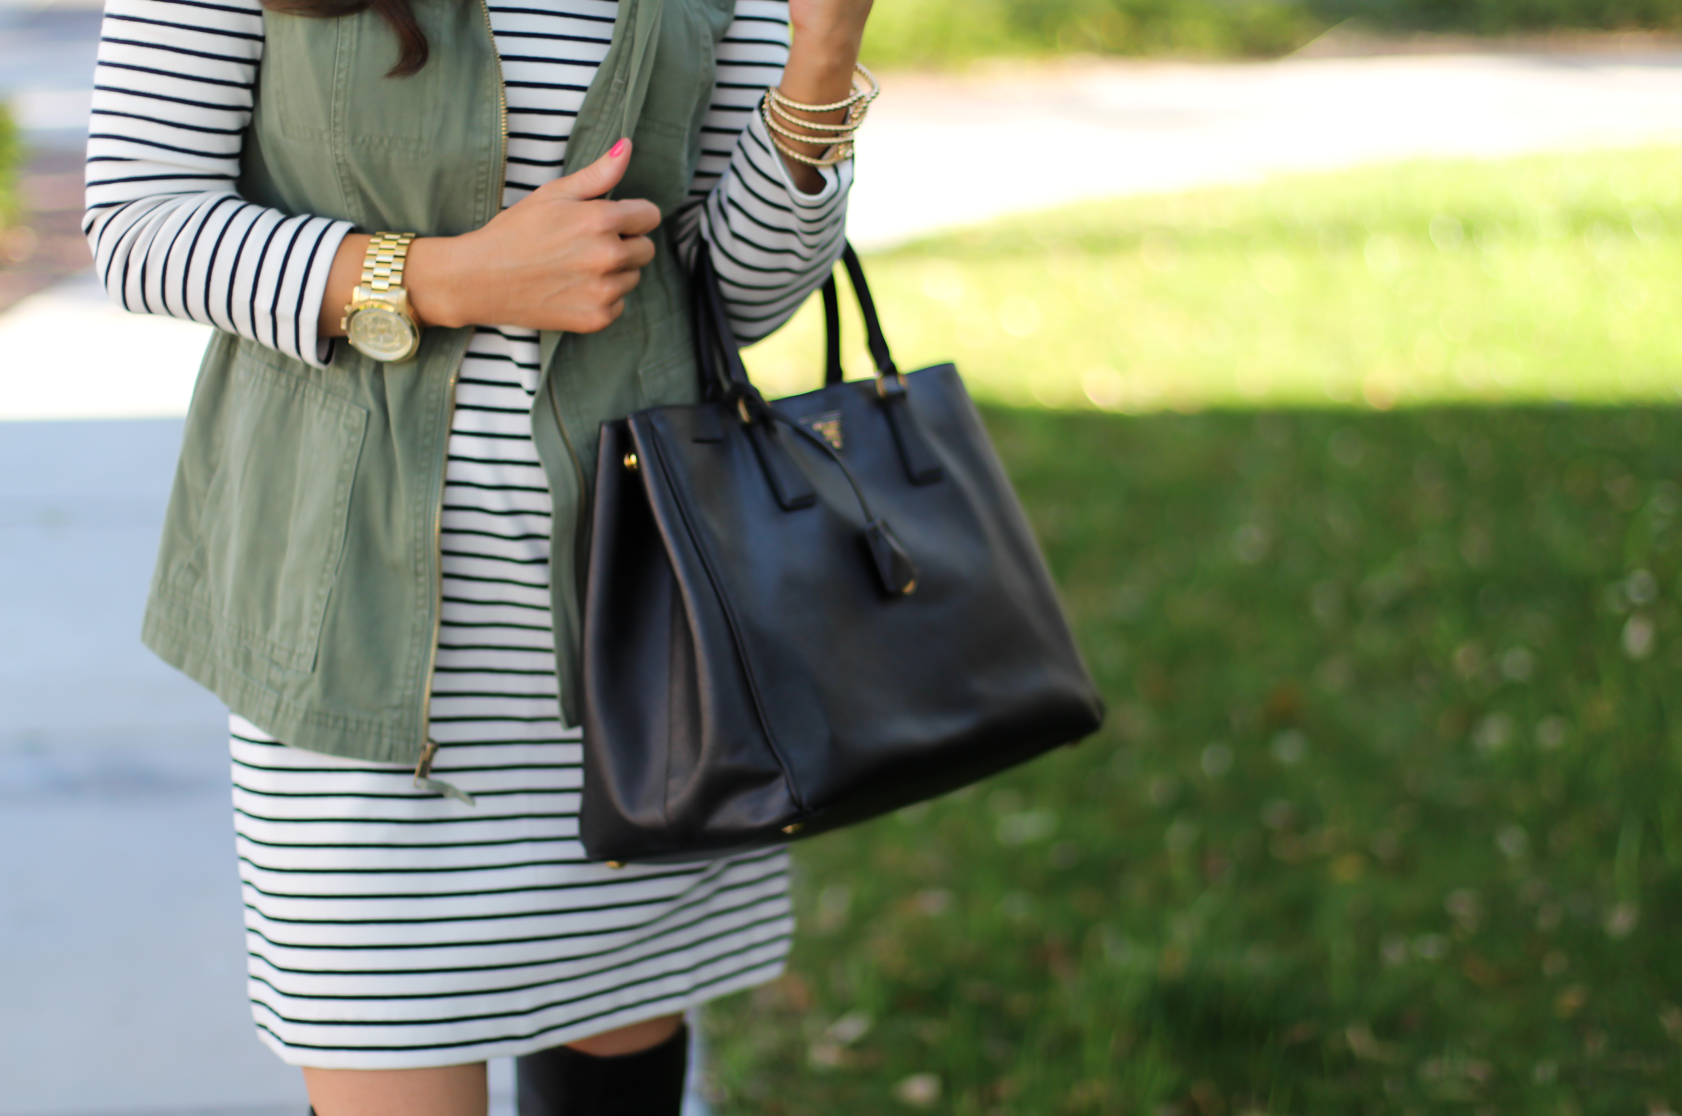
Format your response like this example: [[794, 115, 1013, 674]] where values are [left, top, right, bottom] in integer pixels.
[[607, 198, 662, 237], [547, 137, 632, 202], [585, 271, 641, 311], [589, 235, 651, 276], [616, 234, 656, 271]]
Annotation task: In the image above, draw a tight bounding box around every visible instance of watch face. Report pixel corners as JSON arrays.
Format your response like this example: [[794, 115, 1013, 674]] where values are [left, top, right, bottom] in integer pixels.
[[348, 305, 418, 362]]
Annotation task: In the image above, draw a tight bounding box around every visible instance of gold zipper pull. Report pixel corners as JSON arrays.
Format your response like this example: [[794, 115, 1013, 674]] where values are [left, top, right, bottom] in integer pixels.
[[413, 739, 478, 806], [413, 737, 440, 781]]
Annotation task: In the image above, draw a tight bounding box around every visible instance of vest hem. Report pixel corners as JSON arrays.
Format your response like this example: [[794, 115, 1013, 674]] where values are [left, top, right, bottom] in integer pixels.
[[141, 596, 425, 767]]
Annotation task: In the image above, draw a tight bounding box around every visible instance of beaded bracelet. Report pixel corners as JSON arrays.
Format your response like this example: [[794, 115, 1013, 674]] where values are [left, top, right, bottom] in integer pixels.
[[762, 63, 879, 168], [760, 99, 853, 166], [767, 63, 879, 116]]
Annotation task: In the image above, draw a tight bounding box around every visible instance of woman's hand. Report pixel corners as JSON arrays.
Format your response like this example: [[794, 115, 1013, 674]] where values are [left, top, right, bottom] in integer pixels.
[[319, 139, 658, 339], [775, 0, 875, 193]]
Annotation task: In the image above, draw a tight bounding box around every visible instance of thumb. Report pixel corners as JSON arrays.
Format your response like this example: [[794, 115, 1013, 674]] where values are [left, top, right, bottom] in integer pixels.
[[549, 137, 631, 200]]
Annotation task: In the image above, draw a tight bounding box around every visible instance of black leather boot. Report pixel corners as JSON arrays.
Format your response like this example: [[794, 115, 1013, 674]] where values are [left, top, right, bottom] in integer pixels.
[[515, 1023, 689, 1116]]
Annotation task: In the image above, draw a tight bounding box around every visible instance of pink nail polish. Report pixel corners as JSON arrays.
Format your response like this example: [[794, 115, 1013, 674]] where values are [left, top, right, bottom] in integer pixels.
[[609, 138, 628, 158]]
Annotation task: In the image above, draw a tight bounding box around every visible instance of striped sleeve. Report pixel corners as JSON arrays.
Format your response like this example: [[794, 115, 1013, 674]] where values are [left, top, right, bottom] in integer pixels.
[[82, 0, 352, 367], [672, 0, 851, 345]]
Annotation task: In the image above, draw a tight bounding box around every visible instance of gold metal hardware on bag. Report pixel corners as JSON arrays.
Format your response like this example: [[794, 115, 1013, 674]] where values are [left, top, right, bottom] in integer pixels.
[[798, 411, 843, 451], [607, 861, 625, 869], [782, 823, 802, 835], [623, 452, 639, 472]]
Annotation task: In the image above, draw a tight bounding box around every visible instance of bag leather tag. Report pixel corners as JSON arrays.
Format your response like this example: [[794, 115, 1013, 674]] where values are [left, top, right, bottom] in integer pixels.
[[863, 517, 918, 595]]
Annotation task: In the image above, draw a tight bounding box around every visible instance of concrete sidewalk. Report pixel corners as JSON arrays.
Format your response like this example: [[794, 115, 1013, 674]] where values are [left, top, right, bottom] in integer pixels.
[[7, 10, 1682, 1113], [850, 48, 1682, 246], [0, 420, 311, 1116]]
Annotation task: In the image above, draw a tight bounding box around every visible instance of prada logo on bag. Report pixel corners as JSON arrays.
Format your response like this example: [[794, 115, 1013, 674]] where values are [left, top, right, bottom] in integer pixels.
[[797, 410, 844, 451]]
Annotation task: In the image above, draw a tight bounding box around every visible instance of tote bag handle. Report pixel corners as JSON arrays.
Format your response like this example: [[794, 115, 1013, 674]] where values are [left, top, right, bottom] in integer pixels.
[[821, 244, 900, 388]]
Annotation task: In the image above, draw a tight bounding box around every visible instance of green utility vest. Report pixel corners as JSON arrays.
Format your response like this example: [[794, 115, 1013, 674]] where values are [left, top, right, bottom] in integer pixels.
[[141, 0, 733, 768]]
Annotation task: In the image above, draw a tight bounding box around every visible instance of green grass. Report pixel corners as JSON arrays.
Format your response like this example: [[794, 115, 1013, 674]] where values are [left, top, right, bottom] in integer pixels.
[[858, 0, 1682, 68], [861, 0, 1321, 68], [0, 101, 20, 234], [746, 148, 1682, 412], [708, 150, 1682, 1113], [1319, 0, 1682, 37]]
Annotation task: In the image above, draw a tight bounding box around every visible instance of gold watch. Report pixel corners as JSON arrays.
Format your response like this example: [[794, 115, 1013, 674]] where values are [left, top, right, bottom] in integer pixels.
[[342, 231, 421, 363]]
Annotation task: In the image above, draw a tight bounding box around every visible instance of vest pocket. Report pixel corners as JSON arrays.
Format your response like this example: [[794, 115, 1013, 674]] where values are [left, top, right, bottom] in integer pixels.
[[179, 346, 368, 673], [267, 11, 442, 155]]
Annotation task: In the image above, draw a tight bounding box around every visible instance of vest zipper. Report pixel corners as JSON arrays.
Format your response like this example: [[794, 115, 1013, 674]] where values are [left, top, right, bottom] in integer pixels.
[[551, 386, 592, 673], [412, 0, 510, 805], [483, 0, 510, 182]]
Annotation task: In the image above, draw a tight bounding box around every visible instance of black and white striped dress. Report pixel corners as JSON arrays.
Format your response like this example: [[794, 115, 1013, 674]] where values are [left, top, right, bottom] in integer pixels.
[[85, 0, 849, 1069]]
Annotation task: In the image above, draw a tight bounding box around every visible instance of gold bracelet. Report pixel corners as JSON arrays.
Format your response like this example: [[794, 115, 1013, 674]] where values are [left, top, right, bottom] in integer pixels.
[[766, 96, 864, 134], [769, 139, 851, 168], [767, 62, 879, 116], [760, 63, 876, 169], [761, 100, 855, 147], [767, 137, 853, 168], [760, 99, 853, 166]]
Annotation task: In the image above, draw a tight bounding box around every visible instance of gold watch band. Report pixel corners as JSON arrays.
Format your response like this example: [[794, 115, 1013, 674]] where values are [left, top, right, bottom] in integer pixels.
[[361, 231, 416, 293]]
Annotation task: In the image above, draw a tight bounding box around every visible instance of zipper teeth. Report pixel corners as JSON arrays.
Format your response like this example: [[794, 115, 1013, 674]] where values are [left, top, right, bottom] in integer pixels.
[[418, 0, 509, 781], [486, 0, 509, 177], [417, 376, 460, 781]]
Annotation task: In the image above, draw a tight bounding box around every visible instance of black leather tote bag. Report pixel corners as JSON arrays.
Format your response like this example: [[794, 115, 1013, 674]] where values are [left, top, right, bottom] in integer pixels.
[[580, 242, 1103, 864]]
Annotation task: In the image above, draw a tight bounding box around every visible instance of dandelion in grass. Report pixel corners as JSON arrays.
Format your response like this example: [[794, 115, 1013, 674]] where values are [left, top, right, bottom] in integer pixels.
[[1605, 901, 1640, 939], [1271, 729, 1307, 765], [1165, 818, 1200, 854], [995, 810, 1055, 846], [1445, 888, 1482, 932], [1623, 613, 1656, 660], [912, 889, 953, 917], [997, 892, 1032, 921], [1148, 773, 1181, 807], [1414, 934, 1448, 961], [1496, 824, 1530, 861], [894, 1073, 941, 1108], [1200, 741, 1234, 778], [1261, 799, 1298, 831], [1232, 523, 1271, 564], [1472, 713, 1513, 754]]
